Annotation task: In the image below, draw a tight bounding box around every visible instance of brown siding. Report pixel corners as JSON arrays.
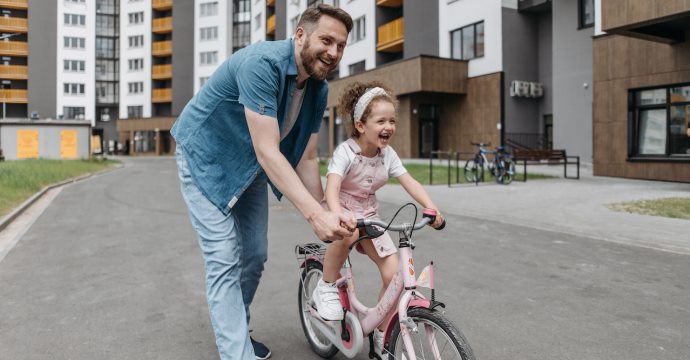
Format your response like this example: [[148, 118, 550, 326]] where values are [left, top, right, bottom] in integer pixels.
[[602, 0, 690, 30], [593, 35, 690, 182]]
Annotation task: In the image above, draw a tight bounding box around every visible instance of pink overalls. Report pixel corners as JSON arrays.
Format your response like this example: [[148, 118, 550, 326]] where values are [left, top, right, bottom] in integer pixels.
[[337, 139, 396, 258]]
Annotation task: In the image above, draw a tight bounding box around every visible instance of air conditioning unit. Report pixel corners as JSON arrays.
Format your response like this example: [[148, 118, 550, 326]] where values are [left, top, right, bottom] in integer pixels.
[[530, 82, 544, 98], [510, 80, 530, 97]]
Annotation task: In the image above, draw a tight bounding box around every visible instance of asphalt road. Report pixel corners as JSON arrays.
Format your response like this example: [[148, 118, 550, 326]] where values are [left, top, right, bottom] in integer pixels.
[[1, 157, 688, 360]]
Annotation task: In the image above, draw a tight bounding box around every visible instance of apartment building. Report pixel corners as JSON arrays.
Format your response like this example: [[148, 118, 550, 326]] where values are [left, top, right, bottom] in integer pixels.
[[0, 0, 28, 119], [593, 0, 690, 182]]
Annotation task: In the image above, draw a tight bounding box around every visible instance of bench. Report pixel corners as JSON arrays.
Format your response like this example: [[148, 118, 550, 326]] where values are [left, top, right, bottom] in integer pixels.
[[512, 149, 580, 181]]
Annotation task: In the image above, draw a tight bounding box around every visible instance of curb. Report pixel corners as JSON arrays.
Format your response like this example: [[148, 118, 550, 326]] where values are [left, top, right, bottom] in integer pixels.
[[0, 163, 123, 233]]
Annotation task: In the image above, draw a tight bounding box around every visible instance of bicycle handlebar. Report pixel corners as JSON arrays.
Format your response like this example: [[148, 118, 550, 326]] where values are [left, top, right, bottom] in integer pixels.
[[356, 214, 446, 233]]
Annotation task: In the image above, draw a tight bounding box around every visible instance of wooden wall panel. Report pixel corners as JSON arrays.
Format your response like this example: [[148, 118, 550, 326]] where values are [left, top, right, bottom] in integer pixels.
[[602, 0, 690, 30], [593, 35, 690, 182]]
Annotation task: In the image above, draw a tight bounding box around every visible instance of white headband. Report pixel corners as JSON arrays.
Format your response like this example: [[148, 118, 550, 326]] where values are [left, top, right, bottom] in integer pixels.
[[353, 87, 388, 122]]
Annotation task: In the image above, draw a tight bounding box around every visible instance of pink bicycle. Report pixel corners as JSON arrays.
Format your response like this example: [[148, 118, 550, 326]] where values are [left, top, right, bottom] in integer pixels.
[[296, 206, 475, 360]]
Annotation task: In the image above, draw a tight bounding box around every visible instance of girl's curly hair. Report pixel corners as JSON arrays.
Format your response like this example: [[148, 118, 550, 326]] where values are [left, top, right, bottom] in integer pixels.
[[338, 81, 398, 138]]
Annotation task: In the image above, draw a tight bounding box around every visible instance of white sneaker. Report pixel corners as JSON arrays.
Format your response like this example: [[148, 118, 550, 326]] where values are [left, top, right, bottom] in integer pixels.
[[312, 278, 344, 321], [373, 329, 386, 358]]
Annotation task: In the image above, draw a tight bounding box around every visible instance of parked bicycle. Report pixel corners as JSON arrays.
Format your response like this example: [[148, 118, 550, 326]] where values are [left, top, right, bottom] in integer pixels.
[[464, 142, 515, 185], [296, 205, 475, 360]]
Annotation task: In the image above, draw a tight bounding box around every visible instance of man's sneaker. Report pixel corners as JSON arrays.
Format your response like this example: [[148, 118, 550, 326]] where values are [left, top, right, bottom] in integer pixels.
[[250, 337, 271, 360], [312, 278, 344, 320]]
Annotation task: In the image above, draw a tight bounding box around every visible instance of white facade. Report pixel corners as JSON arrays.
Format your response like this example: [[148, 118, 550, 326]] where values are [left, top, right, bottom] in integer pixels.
[[439, 0, 503, 77], [337, 0, 376, 77], [56, 0, 96, 124], [195, 0, 233, 94], [119, 0, 152, 118], [285, 0, 304, 38], [251, 0, 266, 44]]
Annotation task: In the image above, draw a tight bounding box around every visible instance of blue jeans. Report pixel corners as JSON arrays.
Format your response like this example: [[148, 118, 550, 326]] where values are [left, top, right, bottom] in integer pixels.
[[176, 148, 268, 360]]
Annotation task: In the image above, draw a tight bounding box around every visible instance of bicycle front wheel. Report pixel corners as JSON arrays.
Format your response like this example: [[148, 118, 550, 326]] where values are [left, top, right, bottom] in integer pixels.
[[463, 159, 482, 184], [387, 308, 475, 360], [298, 261, 339, 358]]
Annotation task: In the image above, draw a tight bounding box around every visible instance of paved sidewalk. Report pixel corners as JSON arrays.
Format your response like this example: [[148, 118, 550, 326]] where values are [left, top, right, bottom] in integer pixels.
[[379, 163, 690, 255]]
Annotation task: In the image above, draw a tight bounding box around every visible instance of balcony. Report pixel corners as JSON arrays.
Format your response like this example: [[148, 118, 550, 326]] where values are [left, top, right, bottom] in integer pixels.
[[0, 41, 27, 56], [152, 88, 172, 103], [0, 89, 28, 103], [376, 0, 402, 7], [152, 64, 172, 79], [152, 40, 172, 57], [0, 64, 27, 80], [517, 0, 551, 14], [152, 17, 172, 34], [0, 0, 28, 10], [267, 14, 275, 35], [152, 0, 172, 11], [377, 17, 404, 53], [0, 17, 28, 33], [266, 0, 275, 6]]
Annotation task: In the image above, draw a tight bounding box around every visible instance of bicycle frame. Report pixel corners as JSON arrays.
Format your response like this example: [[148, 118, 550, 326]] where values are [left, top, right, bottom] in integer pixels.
[[299, 219, 438, 359]]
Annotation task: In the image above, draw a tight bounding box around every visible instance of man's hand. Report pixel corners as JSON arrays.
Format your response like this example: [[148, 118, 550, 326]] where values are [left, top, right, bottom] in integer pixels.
[[308, 211, 356, 242]]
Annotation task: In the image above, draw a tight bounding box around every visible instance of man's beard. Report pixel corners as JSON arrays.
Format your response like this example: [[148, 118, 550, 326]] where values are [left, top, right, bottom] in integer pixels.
[[301, 38, 335, 81]]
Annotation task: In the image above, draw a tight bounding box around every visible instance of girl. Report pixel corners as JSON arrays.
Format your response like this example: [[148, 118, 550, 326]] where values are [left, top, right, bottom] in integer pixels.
[[313, 81, 445, 352]]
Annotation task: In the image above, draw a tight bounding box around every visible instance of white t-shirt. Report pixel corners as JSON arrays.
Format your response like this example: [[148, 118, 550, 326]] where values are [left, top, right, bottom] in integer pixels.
[[327, 140, 408, 178]]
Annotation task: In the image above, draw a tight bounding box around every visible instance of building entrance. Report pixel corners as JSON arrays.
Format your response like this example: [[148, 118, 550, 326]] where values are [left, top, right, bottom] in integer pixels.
[[418, 105, 439, 158]]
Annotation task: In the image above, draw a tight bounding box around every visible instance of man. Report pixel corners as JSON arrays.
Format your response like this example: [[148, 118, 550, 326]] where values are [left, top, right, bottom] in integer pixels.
[[171, 5, 354, 360]]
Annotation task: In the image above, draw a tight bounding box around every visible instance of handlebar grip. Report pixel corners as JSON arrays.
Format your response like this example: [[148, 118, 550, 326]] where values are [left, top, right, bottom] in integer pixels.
[[356, 219, 366, 229], [436, 220, 446, 230]]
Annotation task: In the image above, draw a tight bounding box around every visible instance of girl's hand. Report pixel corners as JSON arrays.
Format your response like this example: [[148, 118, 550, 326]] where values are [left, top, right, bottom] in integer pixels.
[[430, 211, 444, 229]]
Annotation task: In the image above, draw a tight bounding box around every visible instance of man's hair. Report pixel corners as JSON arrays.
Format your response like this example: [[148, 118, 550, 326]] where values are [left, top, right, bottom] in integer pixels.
[[297, 4, 353, 35]]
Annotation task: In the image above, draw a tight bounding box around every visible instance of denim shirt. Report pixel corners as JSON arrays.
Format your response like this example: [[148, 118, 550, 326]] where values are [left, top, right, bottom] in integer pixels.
[[171, 39, 327, 215]]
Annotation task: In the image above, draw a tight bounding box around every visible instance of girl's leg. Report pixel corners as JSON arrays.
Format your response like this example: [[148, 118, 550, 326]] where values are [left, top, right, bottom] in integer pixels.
[[358, 239, 399, 331], [314, 231, 359, 320], [321, 231, 358, 282]]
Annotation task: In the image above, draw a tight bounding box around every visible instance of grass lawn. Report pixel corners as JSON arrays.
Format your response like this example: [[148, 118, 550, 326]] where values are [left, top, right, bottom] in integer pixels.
[[0, 159, 118, 218], [607, 197, 690, 220], [318, 160, 552, 185]]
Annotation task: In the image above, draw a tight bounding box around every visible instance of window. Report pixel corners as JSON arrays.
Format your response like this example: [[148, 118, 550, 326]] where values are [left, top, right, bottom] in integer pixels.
[[200, 77, 210, 87], [629, 84, 690, 158], [200, 51, 218, 65], [254, 13, 261, 30], [128, 12, 144, 25], [128, 105, 144, 118], [348, 60, 365, 75], [65, 0, 86, 4], [63, 83, 85, 95], [308, 0, 338, 7], [63, 60, 85, 72], [64, 36, 86, 49], [128, 35, 144, 48], [63, 107, 85, 120], [64, 13, 86, 26], [200, 26, 218, 41], [128, 58, 144, 71], [128, 82, 144, 94], [349, 16, 365, 44], [200, 2, 218, 16], [232, 0, 251, 52], [579, 0, 595, 28], [450, 21, 484, 60]]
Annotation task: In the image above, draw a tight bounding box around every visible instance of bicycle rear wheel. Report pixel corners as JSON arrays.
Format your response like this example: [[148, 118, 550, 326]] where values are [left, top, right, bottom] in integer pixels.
[[298, 261, 339, 358], [463, 158, 482, 184], [500, 159, 515, 185], [387, 308, 475, 360]]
